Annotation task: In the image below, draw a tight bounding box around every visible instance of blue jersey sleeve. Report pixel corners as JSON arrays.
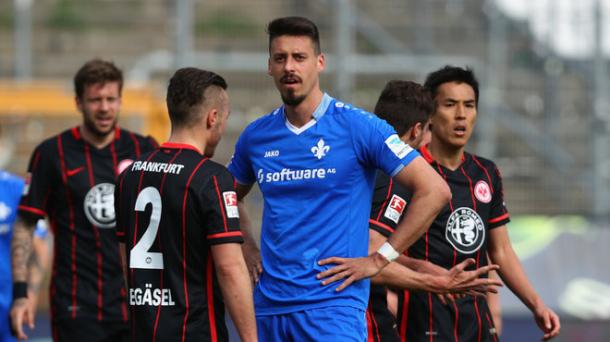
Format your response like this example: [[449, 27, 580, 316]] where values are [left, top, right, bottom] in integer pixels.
[[351, 112, 420, 176], [227, 128, 255, 185]]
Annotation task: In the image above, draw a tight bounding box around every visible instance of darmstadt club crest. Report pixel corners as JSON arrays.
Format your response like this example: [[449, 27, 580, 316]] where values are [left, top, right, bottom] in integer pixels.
[[84, 183, 116, 228], [445, 207, 485, 254]]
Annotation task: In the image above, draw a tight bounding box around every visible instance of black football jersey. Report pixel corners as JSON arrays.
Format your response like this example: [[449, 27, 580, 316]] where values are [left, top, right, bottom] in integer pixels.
[[18, 127, 157, 323], [115, 142, 244, 342], [366, 171, 409, 342], [372, 145, 509, 342]]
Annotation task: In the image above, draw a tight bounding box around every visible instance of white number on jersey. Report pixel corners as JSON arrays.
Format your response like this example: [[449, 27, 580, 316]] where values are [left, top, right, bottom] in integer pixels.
[[130, 186, 164, 269]]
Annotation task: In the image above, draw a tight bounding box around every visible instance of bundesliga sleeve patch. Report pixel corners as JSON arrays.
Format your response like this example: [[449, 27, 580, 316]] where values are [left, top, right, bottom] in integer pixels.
[[384, 194, 406, 224], [22, 173, 31, 196], [222, 191, 239, 218], [385, 134, 413, 159]]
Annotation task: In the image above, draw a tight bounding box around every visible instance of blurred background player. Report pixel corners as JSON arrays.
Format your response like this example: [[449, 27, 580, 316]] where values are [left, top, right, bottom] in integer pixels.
[[10, 59, 157, 341], [365, 80, 502, 342], [393, 66, 560, 341], [0, 165, 49, 342], [229, 16, 450, 342], [115, 68, 256, 342]]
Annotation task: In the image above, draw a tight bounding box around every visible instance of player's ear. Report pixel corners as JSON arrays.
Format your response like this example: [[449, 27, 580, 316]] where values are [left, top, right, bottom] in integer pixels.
[[317, 53, 325, 72], [75, 96, 83, 112], [411, 122, 422, 140], [206, 108, 219, 129], [267, 58, 272, 76]]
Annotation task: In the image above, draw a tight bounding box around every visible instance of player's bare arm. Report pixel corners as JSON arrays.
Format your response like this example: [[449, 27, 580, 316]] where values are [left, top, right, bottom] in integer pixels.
[[211, 243, 257, 342], [26, 233, 50, 325], [368, 229, 501, 295], [488, 225, 560, 340], [235, 182, 262, 283], [318, 157, 450, 291], [10, 215, 38, 340]]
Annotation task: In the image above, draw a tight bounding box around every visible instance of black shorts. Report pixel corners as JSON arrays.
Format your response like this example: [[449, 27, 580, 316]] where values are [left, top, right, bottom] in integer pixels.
[[396, 290, 499, 342], [52, 318, 129, 342]]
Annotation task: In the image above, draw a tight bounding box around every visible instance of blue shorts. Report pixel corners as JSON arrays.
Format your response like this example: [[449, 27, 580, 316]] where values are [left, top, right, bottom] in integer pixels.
[[257, 306, 367, 342], [0, 306, 16, 342]]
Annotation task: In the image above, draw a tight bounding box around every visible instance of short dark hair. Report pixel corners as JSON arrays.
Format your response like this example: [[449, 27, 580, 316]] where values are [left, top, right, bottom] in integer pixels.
[[74, 59, 123, 99], [424, 66, 479, 106], [374, 80, 433, 137], [166, 67, 227, 127], [267, 16, 321, 54]]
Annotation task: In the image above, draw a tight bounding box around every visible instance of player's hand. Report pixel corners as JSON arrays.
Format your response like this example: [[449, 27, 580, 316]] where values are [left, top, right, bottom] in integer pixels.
[[26, 291, 39, 325], [10, 298, 34, 340], [439, 258, 502, 295], [241, 240, 262, 284], [317, 253, 389, 292], [533, 303, 560, 340]]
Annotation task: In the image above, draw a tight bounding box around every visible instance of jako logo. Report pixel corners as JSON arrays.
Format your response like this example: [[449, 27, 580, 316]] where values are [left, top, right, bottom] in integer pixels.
[[311, 138, 330, 159], [258, 168, 328, 184], [264, 150, 280, 158]]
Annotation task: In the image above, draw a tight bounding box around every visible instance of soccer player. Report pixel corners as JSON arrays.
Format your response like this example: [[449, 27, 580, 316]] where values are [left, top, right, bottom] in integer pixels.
[[115, 68, 256, 342], [0, 169, 49, 342], [10, 59, 157, 341], [394, 66, 560, 341], [229, 17, 451, 341], [366, 80, 502, 342]]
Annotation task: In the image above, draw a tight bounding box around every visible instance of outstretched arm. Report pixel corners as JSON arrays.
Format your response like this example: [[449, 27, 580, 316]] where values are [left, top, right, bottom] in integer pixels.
[[488, 226, 560, 340], [10, 215, 38, 340], [235, 183, 262, 284], [318, 157, 450, 291], [212, 243, 257, 342], [368, 230, 501, 294]]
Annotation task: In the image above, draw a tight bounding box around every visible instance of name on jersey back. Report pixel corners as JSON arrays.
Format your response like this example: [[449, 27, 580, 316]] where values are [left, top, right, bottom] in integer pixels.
[[131, 161, 185, 175]]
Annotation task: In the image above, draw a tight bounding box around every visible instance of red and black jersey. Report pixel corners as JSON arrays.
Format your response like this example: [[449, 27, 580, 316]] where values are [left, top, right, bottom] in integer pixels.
[[115, 142, 244, 342], [372, 145, 509, 342], [18, 126, 157, 324], [366, 171, 409, 342]]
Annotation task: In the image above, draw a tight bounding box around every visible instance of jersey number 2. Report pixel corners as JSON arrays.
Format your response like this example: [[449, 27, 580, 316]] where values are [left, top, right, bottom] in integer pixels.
[[130, 186, 164, 269]]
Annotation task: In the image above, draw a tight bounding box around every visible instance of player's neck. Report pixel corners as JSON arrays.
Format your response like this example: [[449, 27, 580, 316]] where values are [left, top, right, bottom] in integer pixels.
[[167, 129, 205, 155], [427, 140, 465, 171], [79, 125, 115, 149], [284, 88, 324, 128]]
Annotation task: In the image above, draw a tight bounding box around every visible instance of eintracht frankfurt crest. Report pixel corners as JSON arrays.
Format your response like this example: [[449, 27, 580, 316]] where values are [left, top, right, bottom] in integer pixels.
[[445, 207, 485, 254], [84, 183, 116, 228]]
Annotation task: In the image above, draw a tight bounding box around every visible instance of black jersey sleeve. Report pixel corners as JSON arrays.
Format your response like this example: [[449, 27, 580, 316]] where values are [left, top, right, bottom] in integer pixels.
[[369, 173, 410, 238], [488, 165, 510, 229], [115, 170, 127, 242], [18, 142, 56, 220], [200, 168, 244, 245]]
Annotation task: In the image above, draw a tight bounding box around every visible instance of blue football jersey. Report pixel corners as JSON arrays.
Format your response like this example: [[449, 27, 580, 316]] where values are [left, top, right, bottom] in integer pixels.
[[228, 94, 420, 315], [0, 171, 25, 314]]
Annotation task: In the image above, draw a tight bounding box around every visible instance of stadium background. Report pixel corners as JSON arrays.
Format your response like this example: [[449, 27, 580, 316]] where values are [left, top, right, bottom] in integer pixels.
[[1, 0, 609, 340]]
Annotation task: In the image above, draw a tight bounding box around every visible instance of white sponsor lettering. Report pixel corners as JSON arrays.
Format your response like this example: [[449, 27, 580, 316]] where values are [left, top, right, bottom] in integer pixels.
[[0, 202, 11, 220], [131, 161, 185, 175], [258, 168, 328, 184], [129, 283, 175, 307]]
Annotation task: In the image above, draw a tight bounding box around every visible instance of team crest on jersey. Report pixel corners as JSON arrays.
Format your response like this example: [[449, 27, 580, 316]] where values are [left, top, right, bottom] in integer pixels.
[[84, 183, 116, 228], [222, 191, 239, 218], [311, 138, 330, 159], [0, 201, 10, 221], [117, 159, 134, 174], [474, 180, 492, 203], [384, 195, 406, 224], [445, 207, 485, 254]]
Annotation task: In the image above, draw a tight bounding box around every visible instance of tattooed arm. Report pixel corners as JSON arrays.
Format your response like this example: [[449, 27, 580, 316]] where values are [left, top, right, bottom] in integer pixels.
[[27, 230, 51, 322], [10, 215, 38, 340]]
